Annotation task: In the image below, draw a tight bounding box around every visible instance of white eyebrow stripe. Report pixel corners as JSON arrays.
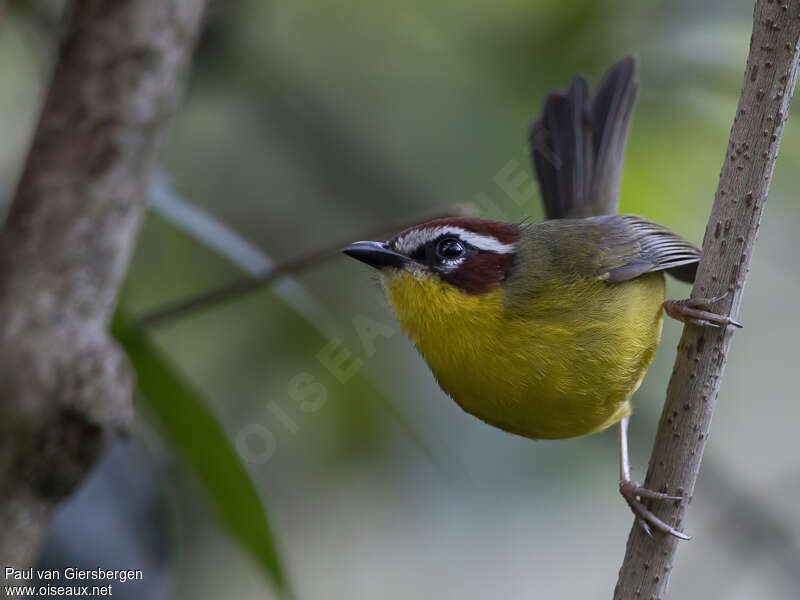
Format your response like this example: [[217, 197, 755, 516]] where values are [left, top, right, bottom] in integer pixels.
[[394, 226, 515, 255]]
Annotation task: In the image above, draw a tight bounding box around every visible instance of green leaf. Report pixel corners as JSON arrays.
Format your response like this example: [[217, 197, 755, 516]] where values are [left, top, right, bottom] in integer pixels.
[[111, 308, 288, 596]]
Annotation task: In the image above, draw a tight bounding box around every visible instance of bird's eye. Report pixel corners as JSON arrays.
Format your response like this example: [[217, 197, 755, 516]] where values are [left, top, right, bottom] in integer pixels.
[[435, 237, 466, 261]]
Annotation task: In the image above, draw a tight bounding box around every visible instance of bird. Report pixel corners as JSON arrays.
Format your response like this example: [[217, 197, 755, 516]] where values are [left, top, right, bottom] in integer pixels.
[[342, 56, 740, 538]]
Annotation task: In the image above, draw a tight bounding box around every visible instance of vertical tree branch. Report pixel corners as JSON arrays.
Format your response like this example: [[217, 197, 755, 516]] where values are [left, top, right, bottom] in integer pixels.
[[615, 1, 800, 598], [0, 0, 206, 574]]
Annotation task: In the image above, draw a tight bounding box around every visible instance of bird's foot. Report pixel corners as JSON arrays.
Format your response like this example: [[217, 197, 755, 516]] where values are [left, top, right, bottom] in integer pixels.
[[663, 293, 742, 329], [619, 479, 691, 540]]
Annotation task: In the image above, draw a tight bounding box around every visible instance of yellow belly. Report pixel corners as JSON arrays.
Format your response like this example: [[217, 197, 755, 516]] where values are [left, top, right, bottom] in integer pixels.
[[384, 270, 665, 439]]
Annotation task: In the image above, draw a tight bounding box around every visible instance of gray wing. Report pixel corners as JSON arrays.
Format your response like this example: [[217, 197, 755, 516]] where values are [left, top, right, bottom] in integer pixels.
[[590, 214, 701, 284]]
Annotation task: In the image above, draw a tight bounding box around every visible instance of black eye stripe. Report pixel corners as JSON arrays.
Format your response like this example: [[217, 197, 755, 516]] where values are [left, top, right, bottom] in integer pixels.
[[394, 232, 488, 262], [408, 246, 427, 261]]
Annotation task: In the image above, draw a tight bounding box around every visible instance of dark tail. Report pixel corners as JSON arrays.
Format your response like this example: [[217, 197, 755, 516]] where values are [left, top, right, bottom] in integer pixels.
[[529, 56, 638, 219]]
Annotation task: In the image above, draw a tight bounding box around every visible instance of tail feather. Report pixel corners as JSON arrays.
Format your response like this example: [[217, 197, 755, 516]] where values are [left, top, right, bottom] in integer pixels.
[[529, 56, 638, 219]]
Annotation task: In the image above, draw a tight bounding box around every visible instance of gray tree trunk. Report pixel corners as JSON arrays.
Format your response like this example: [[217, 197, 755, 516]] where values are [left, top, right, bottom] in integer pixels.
[[0, 0, 206, 575]]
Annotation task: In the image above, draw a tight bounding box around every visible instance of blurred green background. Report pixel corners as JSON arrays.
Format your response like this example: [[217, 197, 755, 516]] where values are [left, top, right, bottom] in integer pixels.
[[1, 0, 799, 598]]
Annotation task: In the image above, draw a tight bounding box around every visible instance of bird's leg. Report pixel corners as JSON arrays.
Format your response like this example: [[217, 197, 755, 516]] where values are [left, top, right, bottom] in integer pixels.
[[664, 292, 742, 329], [618, 416, 691, 540]]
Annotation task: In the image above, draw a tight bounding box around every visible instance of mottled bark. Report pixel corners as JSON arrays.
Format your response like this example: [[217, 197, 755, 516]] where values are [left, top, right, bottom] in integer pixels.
[[0, 0, 205, 574], [614, 1, 800, 598]]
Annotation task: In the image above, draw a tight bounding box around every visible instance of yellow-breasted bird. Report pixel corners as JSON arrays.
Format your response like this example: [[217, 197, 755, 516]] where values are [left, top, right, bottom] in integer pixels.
[[342, 57, 740, 538]]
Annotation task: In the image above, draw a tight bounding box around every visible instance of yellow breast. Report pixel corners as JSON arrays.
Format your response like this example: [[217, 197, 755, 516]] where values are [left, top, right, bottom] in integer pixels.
[[383, 269, 665, 439]]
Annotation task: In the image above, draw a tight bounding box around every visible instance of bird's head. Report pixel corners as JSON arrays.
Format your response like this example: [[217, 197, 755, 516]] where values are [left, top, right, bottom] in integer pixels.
[[342, 217, 520, 295]]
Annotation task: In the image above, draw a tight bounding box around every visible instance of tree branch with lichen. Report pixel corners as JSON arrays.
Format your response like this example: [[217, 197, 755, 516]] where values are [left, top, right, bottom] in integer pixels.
[[0, 0, 206, 577]]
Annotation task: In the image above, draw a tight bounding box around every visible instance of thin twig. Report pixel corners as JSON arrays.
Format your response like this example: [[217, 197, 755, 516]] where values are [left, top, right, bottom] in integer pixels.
[[139, 204, 477, 328], [614, 2, 800, 598]]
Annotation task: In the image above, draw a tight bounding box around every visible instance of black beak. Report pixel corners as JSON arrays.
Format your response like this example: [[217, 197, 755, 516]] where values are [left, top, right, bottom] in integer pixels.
[[342, 241, 410, 269]]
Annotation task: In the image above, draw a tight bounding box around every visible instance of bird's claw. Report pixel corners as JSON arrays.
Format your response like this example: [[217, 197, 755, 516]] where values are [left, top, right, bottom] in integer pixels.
[[664, 292, 742, 329], [619, 480, 691, 540]]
